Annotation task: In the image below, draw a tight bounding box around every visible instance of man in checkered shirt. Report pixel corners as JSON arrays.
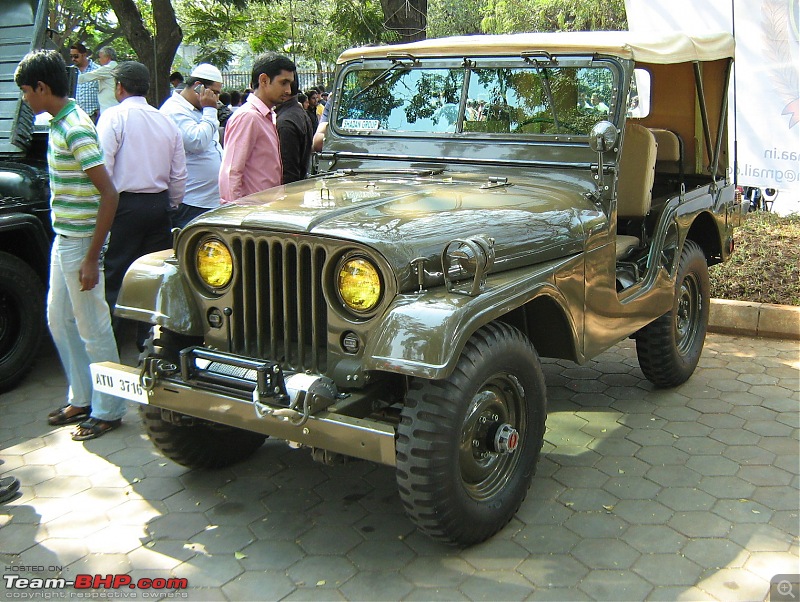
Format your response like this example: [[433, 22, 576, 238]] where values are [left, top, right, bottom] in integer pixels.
[[70, 43, 100, 122]]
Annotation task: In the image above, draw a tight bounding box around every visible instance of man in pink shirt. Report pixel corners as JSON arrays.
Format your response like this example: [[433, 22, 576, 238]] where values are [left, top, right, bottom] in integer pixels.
[[219, 52, 296, 203]]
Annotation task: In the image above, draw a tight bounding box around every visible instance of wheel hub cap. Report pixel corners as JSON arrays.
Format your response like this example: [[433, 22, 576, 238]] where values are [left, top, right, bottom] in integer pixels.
[[491, 423, 519, 454], [459, 375, 526, 500]]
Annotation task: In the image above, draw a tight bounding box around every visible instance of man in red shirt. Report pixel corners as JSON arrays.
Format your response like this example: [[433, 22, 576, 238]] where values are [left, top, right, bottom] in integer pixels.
[[219, 52, 296, 203]]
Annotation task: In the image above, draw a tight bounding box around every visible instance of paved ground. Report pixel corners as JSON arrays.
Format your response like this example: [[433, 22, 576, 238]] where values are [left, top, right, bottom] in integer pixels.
[[1, 333, 798, 601]]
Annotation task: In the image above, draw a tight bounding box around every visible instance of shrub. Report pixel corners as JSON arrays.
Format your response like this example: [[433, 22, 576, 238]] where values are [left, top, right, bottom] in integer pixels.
[[709, 211, 800, 306]]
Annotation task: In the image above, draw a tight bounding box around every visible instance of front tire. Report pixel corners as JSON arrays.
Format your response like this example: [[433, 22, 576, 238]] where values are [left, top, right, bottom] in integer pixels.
[[0, 252, 44, 393], [139, 326, 266, 469], [396, 322, 547, 546], [636, 239, 709, 387]]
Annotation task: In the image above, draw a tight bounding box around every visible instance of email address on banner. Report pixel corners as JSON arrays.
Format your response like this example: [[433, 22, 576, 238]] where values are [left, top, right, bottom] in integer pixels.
[[736, 163, 799, 184]]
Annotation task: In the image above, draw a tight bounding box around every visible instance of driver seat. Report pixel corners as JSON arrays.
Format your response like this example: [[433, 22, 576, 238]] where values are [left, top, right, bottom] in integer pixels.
[[616, 123, 657, 259]]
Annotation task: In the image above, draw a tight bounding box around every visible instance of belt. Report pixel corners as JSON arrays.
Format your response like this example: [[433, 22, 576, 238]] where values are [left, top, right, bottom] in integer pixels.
[[119, 190, 168, 197]]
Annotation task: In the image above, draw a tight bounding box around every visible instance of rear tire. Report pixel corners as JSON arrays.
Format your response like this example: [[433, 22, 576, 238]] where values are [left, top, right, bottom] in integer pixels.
[[636, 240, 709, 387], [138, 326, 266, 469], [396, 322, 547, 546], [0, 252, 44, 393]]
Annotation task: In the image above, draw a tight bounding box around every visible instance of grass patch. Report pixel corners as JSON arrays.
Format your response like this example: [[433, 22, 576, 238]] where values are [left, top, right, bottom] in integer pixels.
[[709, 211, 800, 306]]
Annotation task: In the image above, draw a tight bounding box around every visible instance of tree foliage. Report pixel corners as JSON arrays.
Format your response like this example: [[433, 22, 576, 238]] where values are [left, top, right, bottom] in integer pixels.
[[381, 0, 428, 42], [48, 0, 127, 58], [48, 0, 629, 99], [107, 0, 183, 105], [177, 0, 248, 66], [427, 0, 484, 38], [330, 0, 390, 47], [482, 0, 627, 34], [47, 0, 181, 105]]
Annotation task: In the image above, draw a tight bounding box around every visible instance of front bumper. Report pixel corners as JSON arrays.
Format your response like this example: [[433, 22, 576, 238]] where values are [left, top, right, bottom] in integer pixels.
[[91, 359, 397, 466]]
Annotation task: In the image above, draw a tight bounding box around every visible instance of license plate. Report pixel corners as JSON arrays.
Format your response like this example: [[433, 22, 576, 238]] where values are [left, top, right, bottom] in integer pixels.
[[90, 362, 149, 404]]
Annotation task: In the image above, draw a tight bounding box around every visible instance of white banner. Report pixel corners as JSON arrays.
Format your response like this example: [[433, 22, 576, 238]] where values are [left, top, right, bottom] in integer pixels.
[[625, 0, 800, 208]]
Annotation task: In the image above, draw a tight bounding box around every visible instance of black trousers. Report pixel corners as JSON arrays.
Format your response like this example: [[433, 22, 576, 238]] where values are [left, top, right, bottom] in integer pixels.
[[104, 191, 171, 311]]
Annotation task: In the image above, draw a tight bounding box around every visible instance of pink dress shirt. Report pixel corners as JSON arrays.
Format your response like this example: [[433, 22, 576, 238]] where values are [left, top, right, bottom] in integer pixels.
[[219, 94, 283, 203]]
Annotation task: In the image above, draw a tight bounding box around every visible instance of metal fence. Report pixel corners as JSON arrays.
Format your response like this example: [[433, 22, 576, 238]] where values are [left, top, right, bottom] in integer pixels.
[[222, 71, 334, 93]]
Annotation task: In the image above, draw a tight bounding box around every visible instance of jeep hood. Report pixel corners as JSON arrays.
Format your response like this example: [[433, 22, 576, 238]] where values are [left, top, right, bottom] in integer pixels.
[[192, 172, 605, 279]]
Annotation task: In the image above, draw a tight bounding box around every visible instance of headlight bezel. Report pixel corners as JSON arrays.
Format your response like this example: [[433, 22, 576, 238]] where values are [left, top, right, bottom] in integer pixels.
[[194, 236, 234, 293], [334, 252, 384, 318]]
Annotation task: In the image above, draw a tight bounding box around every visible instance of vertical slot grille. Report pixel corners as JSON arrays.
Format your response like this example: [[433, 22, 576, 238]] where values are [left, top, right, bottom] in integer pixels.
[[230, 235, 328, 373]]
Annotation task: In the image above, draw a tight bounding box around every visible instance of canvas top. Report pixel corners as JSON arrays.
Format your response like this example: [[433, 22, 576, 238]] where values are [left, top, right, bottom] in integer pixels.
[[338, 30, 735, 65]]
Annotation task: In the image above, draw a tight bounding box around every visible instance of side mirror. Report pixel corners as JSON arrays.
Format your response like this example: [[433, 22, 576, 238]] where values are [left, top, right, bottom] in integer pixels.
[[589, 121, 619, 153], [588, 121, 618, 200]]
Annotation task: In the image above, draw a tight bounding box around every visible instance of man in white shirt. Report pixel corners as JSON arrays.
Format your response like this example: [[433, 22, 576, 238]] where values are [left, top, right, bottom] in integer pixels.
[[76, 46, 119, 115], [97, 61, 186, 326], [160, 63, 224, 228]]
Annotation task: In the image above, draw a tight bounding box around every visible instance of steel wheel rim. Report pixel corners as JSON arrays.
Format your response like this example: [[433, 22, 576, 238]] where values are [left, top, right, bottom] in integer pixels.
[[675, 273, 701, 354], [459, 373, 525, 501]]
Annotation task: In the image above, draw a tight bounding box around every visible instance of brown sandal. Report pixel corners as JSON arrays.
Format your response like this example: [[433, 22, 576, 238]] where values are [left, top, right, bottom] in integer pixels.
[[47, 405, 91, 426]]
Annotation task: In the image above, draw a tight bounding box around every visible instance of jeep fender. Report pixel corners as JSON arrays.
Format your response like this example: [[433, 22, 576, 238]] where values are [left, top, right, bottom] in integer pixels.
[[363, 255, 582, 380], [0, 213, 51, 278], [114, 250, 203, 335]]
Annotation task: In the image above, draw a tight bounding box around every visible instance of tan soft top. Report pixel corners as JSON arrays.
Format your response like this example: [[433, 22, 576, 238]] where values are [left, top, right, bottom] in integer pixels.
[[337, 31, 734, 65]]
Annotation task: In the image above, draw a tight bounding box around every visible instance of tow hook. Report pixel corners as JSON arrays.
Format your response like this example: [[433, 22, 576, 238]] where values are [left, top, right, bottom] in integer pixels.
[[491, 423, 519, 454], [139, 357, 178, 392]]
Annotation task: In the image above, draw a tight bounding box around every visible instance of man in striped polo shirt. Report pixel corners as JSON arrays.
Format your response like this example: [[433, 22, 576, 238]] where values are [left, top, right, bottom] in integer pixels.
[[15, 50, 125, 441]]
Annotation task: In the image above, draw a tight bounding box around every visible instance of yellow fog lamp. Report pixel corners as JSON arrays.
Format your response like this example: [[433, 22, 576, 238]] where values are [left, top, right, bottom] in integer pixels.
[[196, 239, 233, 290], [337, 257, 382, 313]]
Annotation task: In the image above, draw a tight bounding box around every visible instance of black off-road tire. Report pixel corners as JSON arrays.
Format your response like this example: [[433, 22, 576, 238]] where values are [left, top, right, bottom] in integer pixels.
[[636, 239, 710, 388], [0, 252, 44, 393], [139, 326, 266, 469], [396, 321, 547, 546]]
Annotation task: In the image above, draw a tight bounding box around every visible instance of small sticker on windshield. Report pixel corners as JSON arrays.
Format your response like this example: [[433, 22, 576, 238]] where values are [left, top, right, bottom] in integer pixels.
[[342, 119, 380, 130]]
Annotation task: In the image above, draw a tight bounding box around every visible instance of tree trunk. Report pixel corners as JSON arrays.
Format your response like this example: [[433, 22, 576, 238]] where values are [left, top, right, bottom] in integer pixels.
[[108, 0, 182, 107], [380, 0, 428, 43]]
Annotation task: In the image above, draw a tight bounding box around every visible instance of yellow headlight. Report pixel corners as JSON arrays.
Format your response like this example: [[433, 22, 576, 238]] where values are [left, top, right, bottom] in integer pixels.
[[338, 258, 382, 312], [196, 239, 233, 289]]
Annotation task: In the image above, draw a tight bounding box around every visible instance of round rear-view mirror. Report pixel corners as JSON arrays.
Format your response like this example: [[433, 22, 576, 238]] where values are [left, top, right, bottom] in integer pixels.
[[589, 121, 619, 153]]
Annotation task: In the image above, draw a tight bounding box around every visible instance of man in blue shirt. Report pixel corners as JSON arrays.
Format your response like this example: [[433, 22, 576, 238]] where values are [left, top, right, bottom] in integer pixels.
[[160, 63, 224, 228], [70, 43, 99, 122]]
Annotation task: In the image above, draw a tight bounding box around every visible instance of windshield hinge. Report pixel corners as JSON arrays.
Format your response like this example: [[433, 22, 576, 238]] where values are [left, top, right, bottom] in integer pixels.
[[386, 52, 419, 65], [521, 51, 557, 65], [480, 176, 510, 190], [584, 190, 603, 206]]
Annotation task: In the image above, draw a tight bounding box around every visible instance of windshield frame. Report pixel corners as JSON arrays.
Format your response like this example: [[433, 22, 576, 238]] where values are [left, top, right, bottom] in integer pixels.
[[331, 55, 626, 142]]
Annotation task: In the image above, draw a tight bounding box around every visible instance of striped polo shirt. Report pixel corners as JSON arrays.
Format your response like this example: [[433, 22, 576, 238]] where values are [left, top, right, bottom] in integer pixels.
[[47, 101, 106, 236]]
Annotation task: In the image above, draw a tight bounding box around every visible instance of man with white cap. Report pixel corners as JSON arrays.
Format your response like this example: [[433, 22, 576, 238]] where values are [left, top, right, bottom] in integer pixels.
[[160, 63, 224, 228]]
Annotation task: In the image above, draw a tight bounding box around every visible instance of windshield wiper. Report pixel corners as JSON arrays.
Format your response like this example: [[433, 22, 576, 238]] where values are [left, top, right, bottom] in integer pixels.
[[351, 58, 415, 101], [522, 52, 562, 131], [337, 167, 446, 177]]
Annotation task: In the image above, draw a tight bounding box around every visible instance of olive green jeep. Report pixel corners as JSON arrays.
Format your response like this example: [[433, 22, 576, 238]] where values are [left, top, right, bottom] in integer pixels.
[[0, 0, 57, 392], [93, 31, 743, 546]]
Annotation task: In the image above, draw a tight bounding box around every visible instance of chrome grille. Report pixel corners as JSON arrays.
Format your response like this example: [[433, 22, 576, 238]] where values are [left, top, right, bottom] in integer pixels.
[[229, 235, 328, 373]]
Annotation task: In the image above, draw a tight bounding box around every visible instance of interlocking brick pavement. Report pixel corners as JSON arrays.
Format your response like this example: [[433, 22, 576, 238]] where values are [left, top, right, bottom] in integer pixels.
[[1, 333, 797, 601]]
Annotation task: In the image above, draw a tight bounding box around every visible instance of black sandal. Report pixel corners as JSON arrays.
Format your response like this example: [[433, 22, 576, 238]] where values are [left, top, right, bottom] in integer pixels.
[[47, 405, 91, 426], [72, 417, 122, 441], [0, 476, 20, 504]]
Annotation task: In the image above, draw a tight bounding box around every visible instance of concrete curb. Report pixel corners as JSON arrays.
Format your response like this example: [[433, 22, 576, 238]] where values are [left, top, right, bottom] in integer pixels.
[[709, 298, 800, 340]]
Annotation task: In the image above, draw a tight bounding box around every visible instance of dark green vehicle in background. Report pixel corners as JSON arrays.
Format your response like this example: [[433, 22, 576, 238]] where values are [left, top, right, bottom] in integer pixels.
[[0, 0, 56, 392], [93, 31, 742, 546]]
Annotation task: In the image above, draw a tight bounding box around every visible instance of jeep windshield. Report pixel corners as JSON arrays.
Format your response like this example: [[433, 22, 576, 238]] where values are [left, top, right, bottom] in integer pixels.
[[335, 60, 620, 137]]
